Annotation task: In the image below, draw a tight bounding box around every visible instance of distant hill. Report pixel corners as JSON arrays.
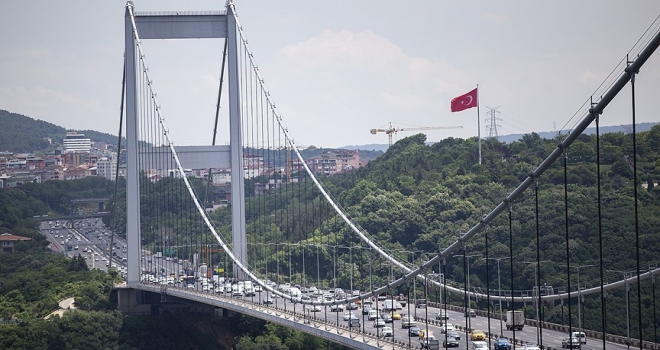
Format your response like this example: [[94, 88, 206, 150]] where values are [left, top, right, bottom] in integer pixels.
[[0, 109, 120, 153], [342, 123, 659, 151], [496, 122, 658, 144]]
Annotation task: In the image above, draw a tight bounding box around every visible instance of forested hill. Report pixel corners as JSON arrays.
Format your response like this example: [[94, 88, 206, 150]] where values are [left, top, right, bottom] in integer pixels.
[[0, 109, 119, 153]]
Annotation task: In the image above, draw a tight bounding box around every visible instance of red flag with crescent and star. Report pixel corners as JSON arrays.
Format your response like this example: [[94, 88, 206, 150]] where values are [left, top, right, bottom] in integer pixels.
[[450, 88, 478, 112]]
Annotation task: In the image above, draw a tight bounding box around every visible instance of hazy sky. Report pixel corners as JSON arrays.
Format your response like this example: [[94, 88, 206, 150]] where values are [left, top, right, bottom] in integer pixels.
[[2, 1, 660, 148]]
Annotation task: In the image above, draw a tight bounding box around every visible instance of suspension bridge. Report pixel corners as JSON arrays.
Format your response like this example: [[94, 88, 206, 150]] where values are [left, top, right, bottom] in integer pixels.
[[113, 2, 660, 349]]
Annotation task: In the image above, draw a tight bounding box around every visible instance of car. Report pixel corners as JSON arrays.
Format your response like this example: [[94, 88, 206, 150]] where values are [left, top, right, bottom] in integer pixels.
[[571, 332, 586, 344], [494, 337, 512, 350], [465, 308, 477, 317], [401, 315, 417, 328], [408, 326, 421, 337], [391, 311, 402, 320], [373, 317, 386, 328], [420, 336, 438, 349], [561, 337, 580, 349], [232, 290, 244, 297], [522, 344, 541, 350], [380, 313, 393, 323], [443, 336, 459, 348], [254, 284, 262, 292], [472, 341, 488, 349], [330, 304, 343, 312], [352, 290, 360, 296], [348, 318, 361, 328], [447, 330, 460, 341], [343, 312, 355, 321], [309, 305, 322, 312], [435, 310, 449, 320], [440, 323, 455, 333], [470, 329, 486, 341], [346, 302, 358, 310], [379, 326, 393, 338], [362, 306, 372, 315]]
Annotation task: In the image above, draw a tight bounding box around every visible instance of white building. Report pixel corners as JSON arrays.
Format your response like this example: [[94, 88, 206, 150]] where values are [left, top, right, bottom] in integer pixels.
[[63, 132, 91, 154], [96, 157, 117, 181]]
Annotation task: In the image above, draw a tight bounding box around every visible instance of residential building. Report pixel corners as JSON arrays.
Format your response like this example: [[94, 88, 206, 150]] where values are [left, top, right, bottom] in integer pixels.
[[0, 233, 32, 253]]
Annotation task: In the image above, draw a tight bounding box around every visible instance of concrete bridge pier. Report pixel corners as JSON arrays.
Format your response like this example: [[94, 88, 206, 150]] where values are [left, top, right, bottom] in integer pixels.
[[117, 287, 157, 316]]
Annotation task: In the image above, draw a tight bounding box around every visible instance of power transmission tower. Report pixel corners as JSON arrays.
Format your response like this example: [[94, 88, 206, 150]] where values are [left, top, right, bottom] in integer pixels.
[[485, 105, 503, 140]]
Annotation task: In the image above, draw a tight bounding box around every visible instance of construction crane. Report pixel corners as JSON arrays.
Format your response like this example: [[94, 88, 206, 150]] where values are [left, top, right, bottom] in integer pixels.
[[370, 122, 463, 146]]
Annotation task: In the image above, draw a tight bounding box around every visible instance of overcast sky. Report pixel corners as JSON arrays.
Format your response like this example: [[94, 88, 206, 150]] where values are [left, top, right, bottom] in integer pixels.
[[2, 1, 660, 148]]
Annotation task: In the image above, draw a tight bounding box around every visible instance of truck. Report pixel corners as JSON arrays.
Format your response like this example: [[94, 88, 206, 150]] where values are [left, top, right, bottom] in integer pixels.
[[419, 330, 440, 349], [506, 310, 525, 331], [239, 281, 256, 296], [382, 299, 402, 311]]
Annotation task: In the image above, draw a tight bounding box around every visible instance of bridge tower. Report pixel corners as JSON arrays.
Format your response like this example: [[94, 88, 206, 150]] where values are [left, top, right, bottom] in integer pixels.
[[124, 2, 247, 284]]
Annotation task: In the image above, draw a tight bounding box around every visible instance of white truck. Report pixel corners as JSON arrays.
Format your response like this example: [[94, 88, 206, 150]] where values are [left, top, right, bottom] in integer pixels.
[[382, 299, 402, 311], [506, 310, 525, 331], [239, 281, 255, 296]]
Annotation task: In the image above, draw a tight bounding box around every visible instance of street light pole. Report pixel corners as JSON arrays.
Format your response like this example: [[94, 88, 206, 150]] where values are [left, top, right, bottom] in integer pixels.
[[455, 253, 480, 329], [571, 263, 596, 345], [485, 256, 512, 336], [522, 260, 551, 345]]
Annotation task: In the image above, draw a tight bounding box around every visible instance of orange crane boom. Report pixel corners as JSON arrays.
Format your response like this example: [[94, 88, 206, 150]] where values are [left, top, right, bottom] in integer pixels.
[[370, 122, 463, 145]]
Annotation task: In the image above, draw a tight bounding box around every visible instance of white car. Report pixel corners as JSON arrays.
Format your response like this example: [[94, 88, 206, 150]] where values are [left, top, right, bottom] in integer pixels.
[[522, 344, 541, 350], [373, 317, 386, 328], [440, 323, 455, 333], [232, 290, 244, 297], [472, 341, 488, 349], [380, 326, 393, 337], [343, 312, 357, 321], [330, 304, 343, 312], [309, 305, 322, 312]]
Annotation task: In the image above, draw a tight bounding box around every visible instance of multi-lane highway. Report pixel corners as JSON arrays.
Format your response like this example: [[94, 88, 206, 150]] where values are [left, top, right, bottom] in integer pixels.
[[152, 286, 632, 350], [39, 220, 633, 349]]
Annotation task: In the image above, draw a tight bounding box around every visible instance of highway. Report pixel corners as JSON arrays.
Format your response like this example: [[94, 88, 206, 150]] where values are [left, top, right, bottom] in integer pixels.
[[156, 286, 631, 350], [40, 220, 634, 349]]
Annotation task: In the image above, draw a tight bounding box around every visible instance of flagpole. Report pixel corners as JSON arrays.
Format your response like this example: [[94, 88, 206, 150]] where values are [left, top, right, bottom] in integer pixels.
[[477, 84, 481, 165]]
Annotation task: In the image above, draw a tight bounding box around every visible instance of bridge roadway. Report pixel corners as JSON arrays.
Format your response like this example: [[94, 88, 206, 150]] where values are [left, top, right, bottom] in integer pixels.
[[126, 283, 636, 350]]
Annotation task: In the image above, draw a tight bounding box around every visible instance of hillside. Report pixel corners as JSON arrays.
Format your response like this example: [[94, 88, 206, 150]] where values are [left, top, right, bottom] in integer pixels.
[[0, 109, 120, 153]]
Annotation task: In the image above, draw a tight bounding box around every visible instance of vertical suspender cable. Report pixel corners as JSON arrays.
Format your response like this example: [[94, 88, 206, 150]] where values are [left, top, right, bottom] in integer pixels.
[[463, 250, 469, 349], [508, 205, 516, 347], [563, 147, 573, 339], [485, 225, 492, 348], [595, 99, 607, 350], [260, 69, 267, 284], [628, 62, 643, 349], [535, 177, 543, 346]]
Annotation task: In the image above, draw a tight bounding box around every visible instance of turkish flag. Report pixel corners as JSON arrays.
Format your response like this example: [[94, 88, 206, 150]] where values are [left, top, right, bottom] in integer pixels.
[[450, 88, 478, 112]]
